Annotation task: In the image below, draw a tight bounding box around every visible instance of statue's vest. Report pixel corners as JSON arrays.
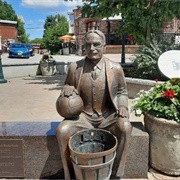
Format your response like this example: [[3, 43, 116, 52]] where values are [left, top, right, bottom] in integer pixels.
[[79, 63, 108, 117]]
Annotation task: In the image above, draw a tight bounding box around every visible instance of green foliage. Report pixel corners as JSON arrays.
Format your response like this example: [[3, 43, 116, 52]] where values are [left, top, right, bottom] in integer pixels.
[[0, 0, 29, 42], [0, 0, 17, 20], [79, 0, 180, 44], [43, 15, 69, 54], [17, 19, 29, 43], [128, 35, 180, 80], [30, 38, 44, 44], [18, 33, 30, 43], [40, 54, 56, 63], [133, 78, 180, 123]]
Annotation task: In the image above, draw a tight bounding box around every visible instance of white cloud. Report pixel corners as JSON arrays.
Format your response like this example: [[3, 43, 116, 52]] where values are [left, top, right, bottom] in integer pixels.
[[62, 0, 83, 7], [38, 19, 45, 24], [25, 19, 34, 25], [21, 0, 82, 9], [21, 0, 60, 8]]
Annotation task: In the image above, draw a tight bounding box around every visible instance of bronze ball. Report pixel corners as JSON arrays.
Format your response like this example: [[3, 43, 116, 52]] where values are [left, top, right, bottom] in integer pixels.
[[56, 92, 84, 119]]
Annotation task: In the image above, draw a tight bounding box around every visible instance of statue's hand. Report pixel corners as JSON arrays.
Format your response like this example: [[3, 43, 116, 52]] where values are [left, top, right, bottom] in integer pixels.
[[61, 85, 78, 97], [116, 106, 129, 118]]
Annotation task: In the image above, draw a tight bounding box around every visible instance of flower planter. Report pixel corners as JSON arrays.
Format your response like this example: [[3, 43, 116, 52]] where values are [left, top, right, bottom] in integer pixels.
[[40, 61, 55, 76], [125, 77, 163, 98], [144, 113, 180, 176]]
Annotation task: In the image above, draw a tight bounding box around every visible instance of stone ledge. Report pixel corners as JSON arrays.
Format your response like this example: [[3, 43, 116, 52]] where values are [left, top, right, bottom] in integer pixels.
[[0, 121, 149, 179], [105, 45, 139, 54], [2, 62, 70, 78], [126, 78, 163, 98]]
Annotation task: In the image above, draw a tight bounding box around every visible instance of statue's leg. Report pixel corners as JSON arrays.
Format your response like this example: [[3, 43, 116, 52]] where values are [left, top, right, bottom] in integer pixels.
[[56, 120, 82, 180], [107, 118, 132, 178]]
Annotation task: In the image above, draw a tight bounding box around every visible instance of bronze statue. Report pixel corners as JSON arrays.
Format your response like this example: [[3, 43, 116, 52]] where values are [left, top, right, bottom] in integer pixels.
[[56, 30, 132, 179]]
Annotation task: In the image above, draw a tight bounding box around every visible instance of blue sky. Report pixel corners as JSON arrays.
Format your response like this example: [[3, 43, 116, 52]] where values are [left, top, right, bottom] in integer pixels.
[[5, 0, 83, 40]]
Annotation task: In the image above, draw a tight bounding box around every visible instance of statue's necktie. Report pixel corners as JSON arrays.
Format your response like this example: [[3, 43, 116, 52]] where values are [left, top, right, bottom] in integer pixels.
[[91, 66, 98, 80]]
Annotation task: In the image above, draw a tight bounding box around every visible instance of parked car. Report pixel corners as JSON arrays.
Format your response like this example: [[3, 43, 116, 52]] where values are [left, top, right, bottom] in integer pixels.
[[25, 44, 34, 56], [9, 43, 30, 58]]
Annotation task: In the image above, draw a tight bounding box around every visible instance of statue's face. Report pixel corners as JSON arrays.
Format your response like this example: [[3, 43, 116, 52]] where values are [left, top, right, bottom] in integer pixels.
[[85, 33, 105, 63]]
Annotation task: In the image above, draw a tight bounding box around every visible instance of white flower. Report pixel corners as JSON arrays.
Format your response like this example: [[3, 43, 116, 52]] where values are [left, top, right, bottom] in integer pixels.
[[136, 109, 142, 115]]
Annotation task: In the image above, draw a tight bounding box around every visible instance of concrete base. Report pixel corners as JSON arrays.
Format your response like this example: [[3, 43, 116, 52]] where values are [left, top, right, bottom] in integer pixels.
[[2, 62, 70, 79], [105, 45, 139, 54], [124, 122, 149, 178], [126, 78, 163, 98], [0, 121, 149, 179]]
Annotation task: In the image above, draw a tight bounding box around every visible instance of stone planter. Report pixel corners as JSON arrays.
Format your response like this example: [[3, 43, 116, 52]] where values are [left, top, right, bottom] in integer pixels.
[[126, 78, 163, 98], [40, 61, 56, 76], [144, 113, 180, 176]]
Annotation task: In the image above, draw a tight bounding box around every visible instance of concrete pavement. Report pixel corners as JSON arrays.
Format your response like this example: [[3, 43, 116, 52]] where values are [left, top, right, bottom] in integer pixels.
[[0, 74, 142, 123], [0, 53, 139, 122], [0, 75, 65, 122]]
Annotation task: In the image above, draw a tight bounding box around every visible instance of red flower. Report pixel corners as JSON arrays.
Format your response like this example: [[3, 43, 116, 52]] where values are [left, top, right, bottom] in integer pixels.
[[162, 90, 174, 99], [154, 78, 158, 82]]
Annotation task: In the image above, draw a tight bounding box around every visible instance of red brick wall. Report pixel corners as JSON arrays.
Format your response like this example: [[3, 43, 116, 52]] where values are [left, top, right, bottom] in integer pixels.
[[74, 17, 121, 55], [0, 23, 17, 46]]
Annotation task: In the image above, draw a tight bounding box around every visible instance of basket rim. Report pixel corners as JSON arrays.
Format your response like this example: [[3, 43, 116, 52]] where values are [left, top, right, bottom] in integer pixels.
[[68, 129, 118, 157]]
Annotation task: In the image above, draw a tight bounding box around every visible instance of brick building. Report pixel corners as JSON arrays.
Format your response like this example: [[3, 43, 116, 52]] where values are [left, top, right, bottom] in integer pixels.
[[68, 10, 180, 55], [72, 9, 124, 55], [0, 20, 17, 52]]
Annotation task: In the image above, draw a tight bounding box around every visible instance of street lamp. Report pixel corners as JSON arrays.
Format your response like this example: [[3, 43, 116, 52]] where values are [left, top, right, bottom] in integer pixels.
[[0, 51, 7, 83], [121, 18, 125, 64]]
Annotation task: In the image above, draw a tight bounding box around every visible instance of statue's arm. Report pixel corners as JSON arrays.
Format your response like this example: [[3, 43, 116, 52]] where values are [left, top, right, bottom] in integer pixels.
[[116, 64, 129, 118], [61, 63, 78, 97]]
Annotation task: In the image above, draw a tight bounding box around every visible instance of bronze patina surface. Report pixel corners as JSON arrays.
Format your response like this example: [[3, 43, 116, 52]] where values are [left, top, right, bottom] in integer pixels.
[[0, 139, 25, 178], [56, 30, 132, 180]]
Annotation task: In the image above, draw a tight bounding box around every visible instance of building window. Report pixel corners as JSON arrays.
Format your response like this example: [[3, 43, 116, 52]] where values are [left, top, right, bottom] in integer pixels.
[[86, 21, 99, 32]]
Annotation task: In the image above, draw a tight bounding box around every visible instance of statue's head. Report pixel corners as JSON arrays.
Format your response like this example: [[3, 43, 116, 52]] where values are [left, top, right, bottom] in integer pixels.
[[83, 30, 106, 63]]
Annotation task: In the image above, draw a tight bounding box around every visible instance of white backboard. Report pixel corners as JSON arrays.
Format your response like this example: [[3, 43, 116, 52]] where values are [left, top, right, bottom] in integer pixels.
[[158, 50, 180, 78]]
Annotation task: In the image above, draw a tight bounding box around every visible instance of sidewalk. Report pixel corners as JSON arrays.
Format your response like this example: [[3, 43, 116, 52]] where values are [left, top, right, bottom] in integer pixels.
[[0, 53, 138, 122], [0, 74, 142, 123]]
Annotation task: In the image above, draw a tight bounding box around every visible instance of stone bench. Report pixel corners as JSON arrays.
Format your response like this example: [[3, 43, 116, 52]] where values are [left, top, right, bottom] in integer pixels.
[[0, 121, 149, 179]]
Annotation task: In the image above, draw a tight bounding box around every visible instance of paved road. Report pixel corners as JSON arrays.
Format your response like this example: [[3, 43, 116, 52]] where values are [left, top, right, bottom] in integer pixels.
[[1, 52, 136, 64]]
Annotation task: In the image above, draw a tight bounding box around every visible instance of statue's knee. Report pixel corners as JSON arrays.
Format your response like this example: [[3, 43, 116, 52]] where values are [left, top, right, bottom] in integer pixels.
[[124, 121, 132, 133], [117, 119, 132, 134], [56, 122, 71, 140]]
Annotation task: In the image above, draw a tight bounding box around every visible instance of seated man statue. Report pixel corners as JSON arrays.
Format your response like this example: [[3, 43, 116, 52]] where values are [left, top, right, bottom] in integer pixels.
[[56, 30, 132, 180]]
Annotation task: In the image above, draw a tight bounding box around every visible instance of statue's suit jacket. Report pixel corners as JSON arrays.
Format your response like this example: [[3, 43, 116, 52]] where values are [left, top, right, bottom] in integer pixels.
[[64, 56, 128, 111]]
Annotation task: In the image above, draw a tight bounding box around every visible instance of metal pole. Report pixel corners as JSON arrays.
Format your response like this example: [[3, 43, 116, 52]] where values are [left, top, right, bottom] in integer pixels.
[[121, 34, 125, 64], [0, 52, 7, 83], [121, 18, 125, 64]]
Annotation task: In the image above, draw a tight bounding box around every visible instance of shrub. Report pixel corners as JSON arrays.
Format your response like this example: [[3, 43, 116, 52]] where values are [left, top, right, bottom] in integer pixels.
[[128, 35, 180, 81], [133, 78, 180, 123]]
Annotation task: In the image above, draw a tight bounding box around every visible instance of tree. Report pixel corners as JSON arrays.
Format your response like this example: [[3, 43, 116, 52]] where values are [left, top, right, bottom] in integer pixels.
[[17, 19, 29, 43], [77, 0, 180, 44], [30, 38, 44, 44], [0, 0, 17, 20], [43, 14, 69, 54], [0, 0, 29, 43]]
